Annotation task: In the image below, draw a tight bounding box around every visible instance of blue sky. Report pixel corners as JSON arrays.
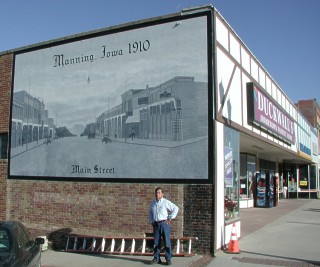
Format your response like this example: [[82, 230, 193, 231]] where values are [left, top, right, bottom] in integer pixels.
[[1, 0, 319, 104]]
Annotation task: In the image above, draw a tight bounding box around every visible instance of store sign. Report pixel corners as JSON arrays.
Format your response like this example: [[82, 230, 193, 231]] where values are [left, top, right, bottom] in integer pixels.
[[299, 143, 311, 156], [247, 83, 296, 144], [300, 180, 307, 187]]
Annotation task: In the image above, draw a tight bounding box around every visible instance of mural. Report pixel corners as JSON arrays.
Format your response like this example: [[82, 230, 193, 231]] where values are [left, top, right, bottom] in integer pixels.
[[9, 14, 211, 180]]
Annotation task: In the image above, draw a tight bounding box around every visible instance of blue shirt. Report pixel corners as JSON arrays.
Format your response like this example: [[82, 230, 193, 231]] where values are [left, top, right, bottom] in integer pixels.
[[149, 197, 179, 224]]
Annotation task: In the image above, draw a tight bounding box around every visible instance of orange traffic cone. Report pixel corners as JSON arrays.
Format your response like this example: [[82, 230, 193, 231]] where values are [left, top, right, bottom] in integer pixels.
[[226, 223, 240, 254]]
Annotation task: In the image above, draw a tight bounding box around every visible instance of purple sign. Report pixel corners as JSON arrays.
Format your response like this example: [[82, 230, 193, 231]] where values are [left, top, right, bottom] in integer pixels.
[[251, 84, 295, 144]]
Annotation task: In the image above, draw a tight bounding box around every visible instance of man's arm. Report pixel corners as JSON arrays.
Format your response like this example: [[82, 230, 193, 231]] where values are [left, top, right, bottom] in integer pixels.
[[167, 201, 179, 221]]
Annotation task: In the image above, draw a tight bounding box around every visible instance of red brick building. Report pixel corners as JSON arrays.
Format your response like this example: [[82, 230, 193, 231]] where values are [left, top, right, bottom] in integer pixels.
[[295, 99, 320, 153]]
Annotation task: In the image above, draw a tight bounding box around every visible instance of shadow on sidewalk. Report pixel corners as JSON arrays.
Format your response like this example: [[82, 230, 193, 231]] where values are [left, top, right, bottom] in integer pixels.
[[303, 208, 320, 213], [78, 253, 152, 265]]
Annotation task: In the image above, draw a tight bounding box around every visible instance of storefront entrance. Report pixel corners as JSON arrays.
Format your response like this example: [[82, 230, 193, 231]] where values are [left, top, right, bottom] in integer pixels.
[[279, 163, 319, 199]]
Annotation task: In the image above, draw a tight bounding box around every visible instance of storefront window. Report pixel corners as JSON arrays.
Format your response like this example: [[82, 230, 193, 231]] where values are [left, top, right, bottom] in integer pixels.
[[224, 126, 240, 221], [298, 165, 318, 198], [280, 163, 319, 199], [284, 164, 297, 195], [310, 165, 317, 190], [240, 154, 256, 198], [299, 165, 317, 190], [299, 165, 309, 190]]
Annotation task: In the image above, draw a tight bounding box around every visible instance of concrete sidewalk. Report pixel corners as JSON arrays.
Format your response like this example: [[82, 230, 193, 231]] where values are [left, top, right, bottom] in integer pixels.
[[210, 199, 320, 267], [41, 251, 205, 267], [41, 199, 320, 267]]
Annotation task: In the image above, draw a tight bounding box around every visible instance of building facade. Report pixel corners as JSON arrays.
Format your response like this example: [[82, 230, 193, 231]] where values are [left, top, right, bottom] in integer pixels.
[[0, 6, 319, 255], [296, 99, 320, 157]]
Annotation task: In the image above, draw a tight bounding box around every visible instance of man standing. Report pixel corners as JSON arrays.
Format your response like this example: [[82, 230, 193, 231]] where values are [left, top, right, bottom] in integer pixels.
[[149, 187, 179, 265]]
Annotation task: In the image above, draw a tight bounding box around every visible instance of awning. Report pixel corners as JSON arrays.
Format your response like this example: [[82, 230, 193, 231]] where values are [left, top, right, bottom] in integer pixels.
[[297, 150, 313, 162], [125, 109, 140, 123]]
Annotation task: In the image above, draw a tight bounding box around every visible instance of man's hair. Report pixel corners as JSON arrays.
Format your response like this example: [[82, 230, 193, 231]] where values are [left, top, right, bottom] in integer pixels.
[[155, 187, 163, 193]]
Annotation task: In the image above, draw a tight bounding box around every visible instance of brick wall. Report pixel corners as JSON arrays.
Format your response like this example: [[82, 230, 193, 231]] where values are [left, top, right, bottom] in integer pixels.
[[296, 100, 316, 127], [296, 99, 320, 154], [183, 184, 213, 254], [3, 178, 213, 253], [0, 54, 12, 221], [0, 52, 214, 254], [6, 181, 185, 249], [0, 54, 12, 131]]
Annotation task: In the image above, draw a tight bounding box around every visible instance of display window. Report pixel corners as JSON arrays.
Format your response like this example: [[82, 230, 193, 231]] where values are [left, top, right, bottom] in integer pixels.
[[297, 165, 318, 198], [279, 163, 319, 199], [240, 154, 256, 199], [224, 126, 240, 221]]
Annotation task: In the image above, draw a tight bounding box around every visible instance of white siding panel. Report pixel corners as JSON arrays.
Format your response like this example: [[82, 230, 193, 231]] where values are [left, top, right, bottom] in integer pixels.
[[250, 58, 258, 82], [259, 67, 266, 89], [222, 67, 242, 125], [216, 48, 235, 110], [293, 108, 297, 121], [282, 93, 285, 108], [271, 82, 277, 99], [285, 98, 289, 113], [214, 121, 226, 251], [290, 103, 294, 117], [278, 91, 283, 105], [241, 47, 250, 74], [229, 33, 241, 63], [216, 17, 229, 51], [265, 76, 272, 95]]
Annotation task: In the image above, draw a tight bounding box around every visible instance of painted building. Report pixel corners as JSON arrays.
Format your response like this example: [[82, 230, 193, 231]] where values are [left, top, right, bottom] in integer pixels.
[[0, 5, 319, 255], [96, 76, 207, 142], [11, 91, 55, 148]]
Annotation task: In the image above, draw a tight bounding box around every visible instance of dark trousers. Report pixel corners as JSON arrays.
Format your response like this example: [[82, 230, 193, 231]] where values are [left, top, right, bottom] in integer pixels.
[[153, 221, 172, 260]]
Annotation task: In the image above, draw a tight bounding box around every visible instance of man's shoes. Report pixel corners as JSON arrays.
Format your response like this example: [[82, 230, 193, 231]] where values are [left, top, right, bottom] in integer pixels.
[[150, 258, 161, 264], [166, 259, 172, 265]]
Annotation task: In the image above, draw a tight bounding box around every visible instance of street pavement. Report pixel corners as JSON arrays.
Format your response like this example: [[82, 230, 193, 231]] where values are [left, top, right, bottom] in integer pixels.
[[42, 199, 320, 267]]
